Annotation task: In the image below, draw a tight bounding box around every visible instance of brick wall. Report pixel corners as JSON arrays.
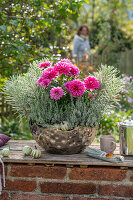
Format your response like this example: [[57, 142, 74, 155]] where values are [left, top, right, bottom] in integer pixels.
[[1, 164, 133, 200]]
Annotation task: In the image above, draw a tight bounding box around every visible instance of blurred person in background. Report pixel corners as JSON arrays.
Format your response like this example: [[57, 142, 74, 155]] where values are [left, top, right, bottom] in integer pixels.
[[72, 25, 90, 60]]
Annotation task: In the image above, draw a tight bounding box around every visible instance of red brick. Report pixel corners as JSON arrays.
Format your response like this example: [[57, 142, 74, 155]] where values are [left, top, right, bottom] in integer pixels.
[[4, 179, 36, 192], [0, 192, 9, 200], [1, 164, 8, 177], [1, 164, 8, 185], [71, 198, 124, 200], [10, 164, 66, 179], [40, 182, 96, 194], [99, 184, 133, 197], [130, 169, 133, 182], [11, 193, 67, 200], [69, 167, 126, 182]]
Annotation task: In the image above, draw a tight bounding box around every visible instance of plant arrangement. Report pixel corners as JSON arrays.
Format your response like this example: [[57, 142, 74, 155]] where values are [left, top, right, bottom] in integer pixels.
[[3, 58, 124, 154], [3, 58, 123, 131]]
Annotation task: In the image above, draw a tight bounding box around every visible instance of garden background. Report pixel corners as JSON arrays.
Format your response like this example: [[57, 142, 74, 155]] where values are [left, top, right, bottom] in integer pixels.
[[0, 0, 133, 141]]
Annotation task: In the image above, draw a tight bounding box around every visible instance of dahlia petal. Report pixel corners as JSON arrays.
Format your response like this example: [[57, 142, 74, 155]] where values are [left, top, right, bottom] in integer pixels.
[[38, 62, 51, 68], [84, 76, 100, 90], [65, 80, 85, 98], [50, 87, 64, 100]]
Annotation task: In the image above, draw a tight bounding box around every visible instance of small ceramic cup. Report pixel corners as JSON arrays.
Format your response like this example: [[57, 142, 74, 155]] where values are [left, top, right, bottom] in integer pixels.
[[100, 135, 116, 153]]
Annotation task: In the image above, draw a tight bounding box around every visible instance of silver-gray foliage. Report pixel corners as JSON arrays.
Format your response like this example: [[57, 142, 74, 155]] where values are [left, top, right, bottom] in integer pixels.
[[3, 60, 123, 130]]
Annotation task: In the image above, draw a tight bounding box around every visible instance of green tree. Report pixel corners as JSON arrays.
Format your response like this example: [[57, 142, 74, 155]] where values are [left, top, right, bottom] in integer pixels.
[[77, 0, 133, 49], [0, 0, 83, 78]]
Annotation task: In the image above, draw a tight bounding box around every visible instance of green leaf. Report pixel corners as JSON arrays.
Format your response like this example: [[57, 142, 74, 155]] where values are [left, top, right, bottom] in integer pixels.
[[0, 25, 7, 32], [9, 20, 18, 27]]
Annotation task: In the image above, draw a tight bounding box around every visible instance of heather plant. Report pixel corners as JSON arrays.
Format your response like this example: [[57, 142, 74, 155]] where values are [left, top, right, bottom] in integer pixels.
[[3, 59, 123, 130]]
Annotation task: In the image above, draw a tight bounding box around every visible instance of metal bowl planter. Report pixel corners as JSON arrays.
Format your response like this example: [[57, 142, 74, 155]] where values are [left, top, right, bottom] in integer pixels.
[[30, 122, 98, 155]]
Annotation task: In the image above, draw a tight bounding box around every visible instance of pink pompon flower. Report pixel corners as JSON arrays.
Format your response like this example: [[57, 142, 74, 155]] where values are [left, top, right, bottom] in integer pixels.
[[84, 76, 100, 91], [89, 93, 94, 100], [54, 60, 71, 75], [65, 80, 85, 98], [42, 67, 58, 80], [38, 62, 51, 68], [68, 65, 79, 77], [50, 87, 64, 100], [37, 77, 51, 87], [64, 81, 71, 90], [60, 59, 71, 63]]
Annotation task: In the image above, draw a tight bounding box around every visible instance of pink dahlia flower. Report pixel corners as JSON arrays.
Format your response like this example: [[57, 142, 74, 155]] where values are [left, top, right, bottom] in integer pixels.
[[68, 65, 79, 77], [89, 93, 94, 100], [60, 59, 71, 63], [42, 67, 58, 80], [65, 80, 85, 98], [64, 81, 71, 90], [84, 76, 100, 91], [50, 87, 64, 100], [38, 62, 51, 68], [37, 77, 51, 87], [54, 60, 71, 75]]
